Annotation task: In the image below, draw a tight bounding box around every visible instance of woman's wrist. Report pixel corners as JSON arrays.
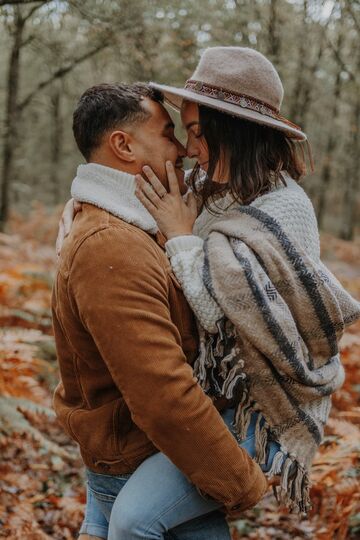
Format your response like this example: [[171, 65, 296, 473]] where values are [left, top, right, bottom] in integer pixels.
[[165, 234, 204, 257], [166, 228, 194, 240]]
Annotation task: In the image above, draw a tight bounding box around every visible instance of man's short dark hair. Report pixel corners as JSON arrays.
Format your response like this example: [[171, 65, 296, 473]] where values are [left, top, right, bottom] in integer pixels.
[[73, 83, 164, 160]]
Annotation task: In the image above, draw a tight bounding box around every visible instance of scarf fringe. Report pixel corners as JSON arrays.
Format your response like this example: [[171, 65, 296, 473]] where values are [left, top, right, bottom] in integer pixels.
[[234, 390, 253, 439], [233, 391, 312, 512], [255, 413, 268, 465], [272, 458, 312, 514], [195, 328, 313, 513], [221, 365, 245, 398]]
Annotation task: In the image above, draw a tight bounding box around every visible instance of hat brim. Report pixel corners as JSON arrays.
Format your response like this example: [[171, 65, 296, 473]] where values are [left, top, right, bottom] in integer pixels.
[[150, 82, 307, 141]]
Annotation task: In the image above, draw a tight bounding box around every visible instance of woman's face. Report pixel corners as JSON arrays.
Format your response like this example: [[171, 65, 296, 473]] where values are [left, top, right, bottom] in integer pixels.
[[181, 101, 209, 171], [180, 101, 228, 183]]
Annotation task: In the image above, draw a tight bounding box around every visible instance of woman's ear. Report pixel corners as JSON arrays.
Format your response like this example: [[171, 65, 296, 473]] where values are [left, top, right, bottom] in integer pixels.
[[108, 130, 135, 162]]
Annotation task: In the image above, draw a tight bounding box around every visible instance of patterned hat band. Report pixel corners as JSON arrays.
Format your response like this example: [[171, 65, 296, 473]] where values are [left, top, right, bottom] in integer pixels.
[[184, 79, 301, 131]]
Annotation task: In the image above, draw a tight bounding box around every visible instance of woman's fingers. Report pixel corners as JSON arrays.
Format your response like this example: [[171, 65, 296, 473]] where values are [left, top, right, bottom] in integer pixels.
[[135, 176, 158, 214], [142, 166, 168, 199], [166, 161, 181, 197], [136, 174, 164, 207]]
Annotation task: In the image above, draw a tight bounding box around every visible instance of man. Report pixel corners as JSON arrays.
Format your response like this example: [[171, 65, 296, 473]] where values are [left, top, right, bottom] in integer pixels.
[[52, 83, 267, 540]]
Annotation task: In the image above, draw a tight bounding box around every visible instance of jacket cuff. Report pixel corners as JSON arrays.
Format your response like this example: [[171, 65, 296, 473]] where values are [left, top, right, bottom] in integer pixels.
[[165, 235, 204, 258], [225, 471, 268, 518]]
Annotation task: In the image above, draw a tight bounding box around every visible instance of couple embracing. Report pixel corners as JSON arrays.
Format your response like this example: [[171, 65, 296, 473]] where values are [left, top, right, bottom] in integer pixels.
[[52, 47, 360, 539]]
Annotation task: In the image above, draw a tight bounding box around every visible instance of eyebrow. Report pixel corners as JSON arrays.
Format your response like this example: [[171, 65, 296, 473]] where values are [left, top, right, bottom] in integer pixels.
[[185, 121, 200, 130]]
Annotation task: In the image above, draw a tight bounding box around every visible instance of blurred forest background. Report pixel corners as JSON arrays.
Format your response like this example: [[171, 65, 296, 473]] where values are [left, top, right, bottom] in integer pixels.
[[0, 0, 359, 237], [0, 1, 360, 539]]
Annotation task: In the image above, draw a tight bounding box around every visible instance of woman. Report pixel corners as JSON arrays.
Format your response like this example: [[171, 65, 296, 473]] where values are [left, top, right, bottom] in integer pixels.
[[59, 47, 360, 539], [135, 47, 358, 515]]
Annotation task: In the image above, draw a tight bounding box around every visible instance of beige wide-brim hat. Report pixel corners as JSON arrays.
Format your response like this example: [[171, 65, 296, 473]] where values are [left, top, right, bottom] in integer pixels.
[[150, 47, 306, 141]]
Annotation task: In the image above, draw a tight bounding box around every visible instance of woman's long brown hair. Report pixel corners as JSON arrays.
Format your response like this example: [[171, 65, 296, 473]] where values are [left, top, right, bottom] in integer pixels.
[[190, 105, 307, 211]]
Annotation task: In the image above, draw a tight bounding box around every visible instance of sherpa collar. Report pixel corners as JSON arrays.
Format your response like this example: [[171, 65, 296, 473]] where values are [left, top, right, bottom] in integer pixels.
[[71, 163, 158, 235]]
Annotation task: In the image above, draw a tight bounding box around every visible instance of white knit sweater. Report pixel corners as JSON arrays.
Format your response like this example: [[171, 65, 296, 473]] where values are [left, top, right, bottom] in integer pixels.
[[71, 163, 158, 234], [166, 175, 320, 333]]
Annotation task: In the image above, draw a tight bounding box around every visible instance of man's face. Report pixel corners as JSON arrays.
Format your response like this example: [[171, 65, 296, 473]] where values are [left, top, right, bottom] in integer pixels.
[[130, 98, 187, 195]]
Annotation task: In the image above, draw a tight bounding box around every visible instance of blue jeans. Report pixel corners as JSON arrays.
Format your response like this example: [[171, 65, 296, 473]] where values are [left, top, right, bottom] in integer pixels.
[[80, 409, 281, 539]]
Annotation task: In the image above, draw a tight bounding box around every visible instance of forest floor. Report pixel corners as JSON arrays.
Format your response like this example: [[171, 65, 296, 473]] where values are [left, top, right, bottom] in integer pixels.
[[0, 206, 359, 540]]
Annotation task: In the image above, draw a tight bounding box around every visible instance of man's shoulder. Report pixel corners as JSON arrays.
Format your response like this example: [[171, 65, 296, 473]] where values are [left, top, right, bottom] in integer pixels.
[[59, 204, 165, 276]]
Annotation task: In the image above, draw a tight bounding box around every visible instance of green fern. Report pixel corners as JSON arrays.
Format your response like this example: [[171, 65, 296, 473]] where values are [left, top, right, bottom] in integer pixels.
[[0, 396, 77, 460]]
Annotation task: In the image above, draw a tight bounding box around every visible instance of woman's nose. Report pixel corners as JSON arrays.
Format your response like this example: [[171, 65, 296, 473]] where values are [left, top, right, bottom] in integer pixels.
[[186, 140, 199, 159], [175, 138, 186, 157]]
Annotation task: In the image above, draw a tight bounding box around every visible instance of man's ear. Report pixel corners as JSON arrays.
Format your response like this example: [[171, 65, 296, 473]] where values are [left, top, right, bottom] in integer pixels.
[[108, 130, 135, 162]]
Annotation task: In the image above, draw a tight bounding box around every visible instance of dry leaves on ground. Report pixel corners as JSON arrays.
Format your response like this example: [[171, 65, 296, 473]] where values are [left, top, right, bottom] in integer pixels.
[[0, 210, 359, 539]]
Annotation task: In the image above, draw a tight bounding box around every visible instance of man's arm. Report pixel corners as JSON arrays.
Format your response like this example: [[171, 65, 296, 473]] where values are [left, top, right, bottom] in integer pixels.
[[70, 224, 267, 514]]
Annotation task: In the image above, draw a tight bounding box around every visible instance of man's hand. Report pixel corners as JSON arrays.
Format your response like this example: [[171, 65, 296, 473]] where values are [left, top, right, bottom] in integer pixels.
[[56, 198, 82, 256], [135, 161, 198, 240]]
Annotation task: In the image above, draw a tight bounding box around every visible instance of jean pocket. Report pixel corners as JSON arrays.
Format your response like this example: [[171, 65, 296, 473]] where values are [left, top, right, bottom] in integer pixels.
[[88, 485, 117, 503], [87, 469, 132, 502]]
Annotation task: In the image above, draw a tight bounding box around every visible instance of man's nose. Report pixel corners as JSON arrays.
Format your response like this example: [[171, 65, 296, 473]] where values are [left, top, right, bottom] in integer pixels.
[[175, 138, 186, 157]]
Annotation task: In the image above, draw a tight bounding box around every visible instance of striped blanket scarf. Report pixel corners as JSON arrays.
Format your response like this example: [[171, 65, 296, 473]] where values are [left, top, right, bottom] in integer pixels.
[[194, 205, 360, 513]]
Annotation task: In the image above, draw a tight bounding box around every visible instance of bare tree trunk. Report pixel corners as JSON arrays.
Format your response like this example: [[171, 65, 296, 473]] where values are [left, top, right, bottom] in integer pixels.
[[341, 81, 360, 240], [317, 32, 344, 228], [233, 0, 252, 46], [296, 42, 324, 130], [289, 0, 308, 124], [50, 83, 63, 204], [268, 0, 280, 67], [0, 8, 25, 231], [289, 1, 335, 130]]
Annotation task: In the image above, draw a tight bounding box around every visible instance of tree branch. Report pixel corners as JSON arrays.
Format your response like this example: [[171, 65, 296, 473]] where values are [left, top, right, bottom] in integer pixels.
[[0, 0, 47, 6], [345, 0, 360, 35], [327, 36, 357, 83], [19, 33, 34, 47], [17, 41, 111, 112], [22, 0, 49, 21]]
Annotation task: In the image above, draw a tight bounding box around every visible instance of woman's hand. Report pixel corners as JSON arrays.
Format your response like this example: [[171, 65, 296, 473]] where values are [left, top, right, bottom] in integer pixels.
[[135, 161, 198, 240], [56, 198, 82, 256]]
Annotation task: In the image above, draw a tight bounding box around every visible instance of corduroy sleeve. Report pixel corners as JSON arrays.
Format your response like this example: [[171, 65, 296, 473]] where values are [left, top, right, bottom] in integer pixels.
[[69, 224, 267, 514]]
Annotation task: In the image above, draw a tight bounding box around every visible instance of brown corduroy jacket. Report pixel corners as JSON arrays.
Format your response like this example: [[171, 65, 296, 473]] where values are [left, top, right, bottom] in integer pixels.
[[52, 203, 267, 515]]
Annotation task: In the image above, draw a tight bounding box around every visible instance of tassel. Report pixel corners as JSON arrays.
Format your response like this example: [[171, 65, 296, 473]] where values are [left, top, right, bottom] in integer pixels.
[[274, 455, 312, 514], [280, 457, 293, 494], [221, 365, 245, 399], [213, 333, 225, 357], [234, 395, 253, 440], [254, 415, 269, 465], [219, 349, 238, 379], [193, 340, 208, 389], [204, 339, 217, 368], [265, 449, 285, 477], [293, 464, 305, 505]]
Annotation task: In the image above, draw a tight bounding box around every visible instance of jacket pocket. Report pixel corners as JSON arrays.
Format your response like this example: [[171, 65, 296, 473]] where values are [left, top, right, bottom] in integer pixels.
[[67, 399, 129, 460]]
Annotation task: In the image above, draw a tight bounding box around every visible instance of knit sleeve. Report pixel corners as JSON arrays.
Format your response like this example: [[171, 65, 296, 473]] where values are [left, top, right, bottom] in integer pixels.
[[165, 235, 224, 334]]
